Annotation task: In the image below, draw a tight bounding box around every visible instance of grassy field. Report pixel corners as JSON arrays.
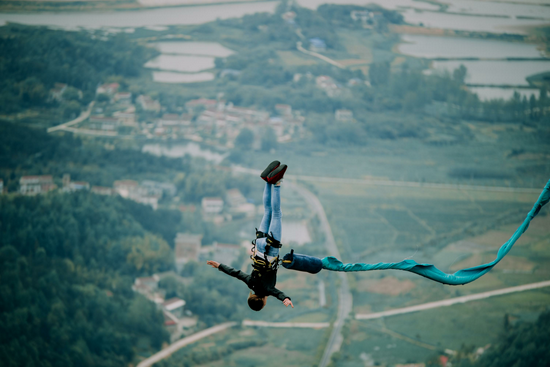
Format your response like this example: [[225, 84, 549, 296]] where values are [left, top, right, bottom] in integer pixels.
[[309, 174, 550, 366]]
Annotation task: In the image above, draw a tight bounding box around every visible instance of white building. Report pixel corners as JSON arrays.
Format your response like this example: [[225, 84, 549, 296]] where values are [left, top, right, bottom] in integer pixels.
[[114, 92, 132, 105], [113, 180, 139, 198], [91, 186, 114, 196], [335, 109, 354, 122], [19, 176, 57, 195], [96, 82, 119, 96], [201, 197, 224, 215], [137, 95, 161, 112], [49, 83, 68, 102], [114, 180, 159, 209], [225, 188, 247, 208], [162, 298, 186, 319], [175, 233, 203, 271]]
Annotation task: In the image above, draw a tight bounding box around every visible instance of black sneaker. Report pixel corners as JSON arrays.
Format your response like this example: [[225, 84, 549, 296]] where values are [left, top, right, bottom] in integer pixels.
[[267, 164, 287, 184], [261, 160, 280, 182]]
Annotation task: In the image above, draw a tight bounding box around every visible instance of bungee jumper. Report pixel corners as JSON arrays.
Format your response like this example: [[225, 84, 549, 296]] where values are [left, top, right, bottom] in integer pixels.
[[207, 161, 294, 311], [208, 160, 550, 310]]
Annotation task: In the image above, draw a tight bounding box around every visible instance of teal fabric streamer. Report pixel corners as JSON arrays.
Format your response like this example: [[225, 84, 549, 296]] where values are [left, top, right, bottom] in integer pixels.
[[321, 180, 550, 285]]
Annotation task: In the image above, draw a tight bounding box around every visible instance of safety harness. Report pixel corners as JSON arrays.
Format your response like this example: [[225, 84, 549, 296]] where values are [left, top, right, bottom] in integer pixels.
[[251, 229, 282, 273]]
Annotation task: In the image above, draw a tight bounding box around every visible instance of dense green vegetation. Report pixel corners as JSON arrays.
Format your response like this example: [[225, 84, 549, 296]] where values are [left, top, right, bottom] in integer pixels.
[[0, 24, 157, 114], [0, 189, 254, 366], [427, 310, 550, 367], [0, 192, 171, 367]]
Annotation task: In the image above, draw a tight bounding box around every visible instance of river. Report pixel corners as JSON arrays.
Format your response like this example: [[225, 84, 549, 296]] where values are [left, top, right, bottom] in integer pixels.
[[0, 1, 278, 28], [2, 0, 548, 96]]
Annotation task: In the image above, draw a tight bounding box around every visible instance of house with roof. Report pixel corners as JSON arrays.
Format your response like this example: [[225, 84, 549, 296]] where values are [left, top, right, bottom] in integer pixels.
[[96, 82, 119, 96], [113, 111, 136, 126], [220, 69, 241, 78], [162, 298, 186, 319], [275, 104, 292, 117], [113, 180, 139, 198], [141, 180, 177, 198], [132, 276, 165, 304], [91, 186, 114, 196], [19, 176, 57, 195], [185, 98, 219, 114], [309, 38, 327, 52], [175, 233, 203, 271], [89, 116, 120, 131], [202, 197, 224, 215], [62, 174, 90, 192], [282, 11, 297, 24], [201, 242, 242, 265], [49, 83, 68, 102], [225, 189, 256, 218], [114, 92, 132, 105], [316, 75, 341, 97], [335, 109, 354, 122], [225, 188, 247, 208], [137, 95, 161, 112]]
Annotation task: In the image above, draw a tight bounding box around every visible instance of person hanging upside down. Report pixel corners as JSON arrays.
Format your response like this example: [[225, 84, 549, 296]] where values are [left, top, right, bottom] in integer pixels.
[[207, 161, 294, 311]]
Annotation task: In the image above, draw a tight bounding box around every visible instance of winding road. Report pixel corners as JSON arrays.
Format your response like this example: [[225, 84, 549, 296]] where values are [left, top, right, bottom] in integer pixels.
[[136, 322, 237, 367], [287, 182, 353, 367], [356, 280, 550, 320], [47, 101, 94, 133]]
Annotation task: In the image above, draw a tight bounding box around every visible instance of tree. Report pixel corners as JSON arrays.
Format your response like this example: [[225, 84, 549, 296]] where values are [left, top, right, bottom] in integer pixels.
[[62, 87, 81, 103], [235, 128, 254, 149], [96, 93, 110, 103], [369, 62, 390, 86], [17, 77, 47, 106], [62, 100, 82, 118], [261, 127, 278, 152], [453, 64, 467, 84]]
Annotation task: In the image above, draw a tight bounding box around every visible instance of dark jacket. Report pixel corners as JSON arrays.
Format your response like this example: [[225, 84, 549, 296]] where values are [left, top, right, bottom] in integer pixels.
[[218, 264, 289, 302]]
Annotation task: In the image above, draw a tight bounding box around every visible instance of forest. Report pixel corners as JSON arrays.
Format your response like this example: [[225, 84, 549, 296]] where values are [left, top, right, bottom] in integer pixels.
[[0, 24, 157, 114], [0, 189, 253, 367], [0, 193, 171, 367], [427, 311, 550, 367]]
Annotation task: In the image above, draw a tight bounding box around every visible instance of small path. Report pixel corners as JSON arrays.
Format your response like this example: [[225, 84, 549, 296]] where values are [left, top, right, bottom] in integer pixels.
[[230, 165, 541, 194], [57, 126, 118, 136], [356, 280, 550, 320], [136, 322, 237, 367], [47, 101, 94, 133], [242, 320, 330, 328], [296, 41, 346, 69], [291, 174, 541, 194]]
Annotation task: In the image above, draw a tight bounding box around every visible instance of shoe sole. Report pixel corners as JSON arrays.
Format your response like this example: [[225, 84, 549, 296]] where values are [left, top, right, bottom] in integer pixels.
[[261, 160, 280, 181], [267, 164, 287, 184]]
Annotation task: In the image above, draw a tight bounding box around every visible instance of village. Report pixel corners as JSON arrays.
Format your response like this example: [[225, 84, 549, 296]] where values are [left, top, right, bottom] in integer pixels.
[[49, 79, 357, 145]]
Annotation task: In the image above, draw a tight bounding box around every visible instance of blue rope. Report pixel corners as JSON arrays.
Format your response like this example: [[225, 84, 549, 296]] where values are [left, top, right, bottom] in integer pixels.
[[321, 180, 550, 285]]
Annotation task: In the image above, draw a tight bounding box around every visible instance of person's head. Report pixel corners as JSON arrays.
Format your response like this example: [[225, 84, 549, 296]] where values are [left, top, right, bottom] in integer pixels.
[[248, 292, 267, 311]]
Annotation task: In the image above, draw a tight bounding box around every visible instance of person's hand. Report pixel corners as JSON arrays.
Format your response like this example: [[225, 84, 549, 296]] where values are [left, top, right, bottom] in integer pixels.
[[207, 260, 220, 268], [283, 298, 294, 308]]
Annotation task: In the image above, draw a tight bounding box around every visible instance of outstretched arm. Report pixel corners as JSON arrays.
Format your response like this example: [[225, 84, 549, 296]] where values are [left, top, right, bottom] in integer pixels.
[[207, 260, 220, 268], [269, 287, 293, 307], [207, 260, 250, 283]]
